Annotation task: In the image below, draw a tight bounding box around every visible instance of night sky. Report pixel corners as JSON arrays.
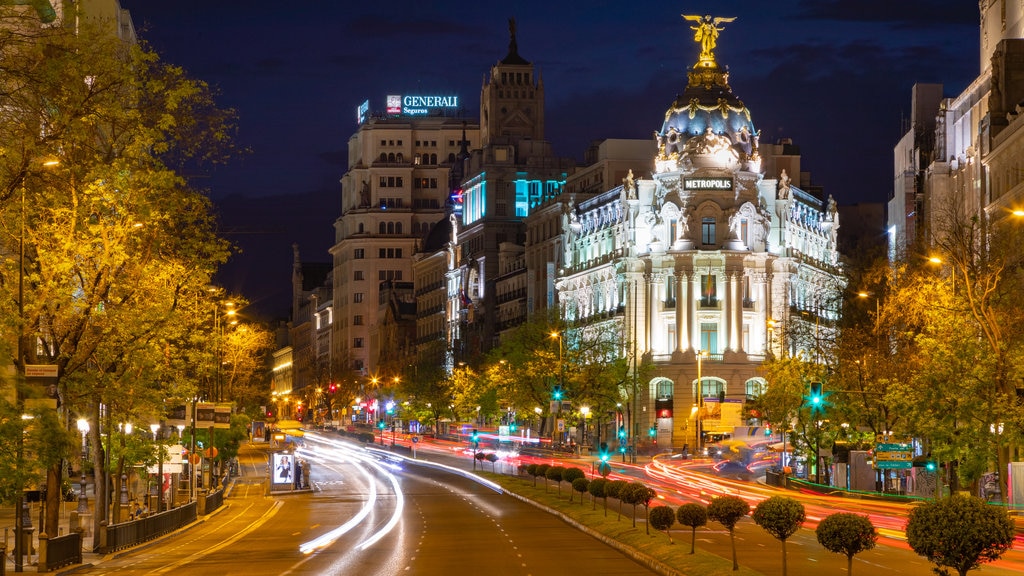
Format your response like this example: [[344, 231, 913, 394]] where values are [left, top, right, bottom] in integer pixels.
[[121, 1, 979, 320]]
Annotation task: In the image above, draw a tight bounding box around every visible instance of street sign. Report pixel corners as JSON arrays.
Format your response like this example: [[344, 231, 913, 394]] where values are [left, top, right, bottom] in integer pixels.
[[498, 425, 510, 440], [411, 435, 421, 443], [876, 443, 912, 452], [25, 364, 58, 378], [875, 460, 912, 469]]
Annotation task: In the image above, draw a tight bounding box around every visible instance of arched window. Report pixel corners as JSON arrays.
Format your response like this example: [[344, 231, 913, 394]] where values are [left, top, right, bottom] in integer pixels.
[[378, 222, 386, 234], [396, 222, 403, 234], [654, 378, 673, 398], [694, 377, 725, 400], [379, 153, 387, 162], [387, 222, 395, 234], [388, 153, 396, 162], [396, 153, 404, 163], [448, 153, 456, 163], [745, 378, 766, 399], [430, 153, 437, 164]]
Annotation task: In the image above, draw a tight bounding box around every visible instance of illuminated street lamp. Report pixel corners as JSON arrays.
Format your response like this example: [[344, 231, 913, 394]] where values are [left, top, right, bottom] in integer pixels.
[[77, 418, 90, 514], [696, 349, 709, 455]]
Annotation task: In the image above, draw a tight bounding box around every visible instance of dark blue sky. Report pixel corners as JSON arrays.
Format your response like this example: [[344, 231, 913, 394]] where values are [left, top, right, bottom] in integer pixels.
[[122, 1, 979, 319]]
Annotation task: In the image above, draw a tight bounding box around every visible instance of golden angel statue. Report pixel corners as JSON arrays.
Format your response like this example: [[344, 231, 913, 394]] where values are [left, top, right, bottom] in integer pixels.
[[682, 14, 736, 61]]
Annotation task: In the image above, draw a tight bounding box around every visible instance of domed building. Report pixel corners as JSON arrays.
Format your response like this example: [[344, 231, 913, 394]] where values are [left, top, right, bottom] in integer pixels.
[[554, 15, 845, 454]]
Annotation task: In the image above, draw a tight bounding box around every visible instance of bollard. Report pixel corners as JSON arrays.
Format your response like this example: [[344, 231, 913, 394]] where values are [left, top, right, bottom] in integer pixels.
[[37, 533, 47, 574]]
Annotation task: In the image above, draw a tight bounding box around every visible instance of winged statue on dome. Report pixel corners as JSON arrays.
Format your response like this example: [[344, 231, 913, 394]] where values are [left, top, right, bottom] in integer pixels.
[[682, 14, 736, 62]]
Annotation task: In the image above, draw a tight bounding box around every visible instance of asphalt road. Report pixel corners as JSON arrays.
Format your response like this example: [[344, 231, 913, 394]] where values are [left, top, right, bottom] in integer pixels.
[[73, 436, 658, 575]]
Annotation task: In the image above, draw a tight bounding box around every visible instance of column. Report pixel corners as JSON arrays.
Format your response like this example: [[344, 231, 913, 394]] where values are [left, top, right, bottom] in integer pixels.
[[675, 269, 686, 353]]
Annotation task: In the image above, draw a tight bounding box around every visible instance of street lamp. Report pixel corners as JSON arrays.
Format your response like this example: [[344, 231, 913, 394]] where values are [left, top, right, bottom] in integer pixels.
[[696, 349, 709, 456], [77, 418, 90, 514], [550, 331, 564, 446], [580, 406, 590, 446], [150, 423, 163, 513]]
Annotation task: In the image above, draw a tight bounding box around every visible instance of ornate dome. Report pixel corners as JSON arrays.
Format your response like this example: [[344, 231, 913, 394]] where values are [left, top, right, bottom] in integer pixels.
[[654, 18, 760, 174]]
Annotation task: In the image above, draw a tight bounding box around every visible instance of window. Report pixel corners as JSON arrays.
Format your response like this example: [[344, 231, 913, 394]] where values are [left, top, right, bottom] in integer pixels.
[[378, 270, 403, 281], [353, 315, 363, 326], [700, 274, 717, 306], [702, 217, 716, 245], [746, 379, 765, 398], [700, 322, 718, 353], [354, 248, 365, 259], [353, 293, 364, 303], [698, 379, 724, 399], [354, 270, 364, 281], [353, 338, 364, 348], [378, 248, 404, 258]]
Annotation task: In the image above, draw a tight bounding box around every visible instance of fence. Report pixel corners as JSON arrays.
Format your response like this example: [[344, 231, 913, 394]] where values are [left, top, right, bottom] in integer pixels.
[[38, 532, 81, 573], [98, 501, 197, 554]]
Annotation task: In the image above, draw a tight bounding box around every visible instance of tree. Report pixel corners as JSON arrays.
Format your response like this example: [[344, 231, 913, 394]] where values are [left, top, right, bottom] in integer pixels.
[[635, 483, 657, 534], [707, 495, 749, 571], [676, 503, 708, 554], [649, 506, 676, 544], [588, 477, 608, 512], [815, 513, 877, 575], [562, 467, 585, 501], [752, 496, 805, 576], [906, 494, 1014, 576], [571, 477, 589, 505], [533, 464, 550, 489], [605, 479, 629, 521], [545, 465, 564, 496]]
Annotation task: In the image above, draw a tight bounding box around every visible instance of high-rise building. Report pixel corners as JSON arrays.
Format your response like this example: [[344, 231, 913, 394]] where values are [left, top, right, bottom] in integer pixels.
[[332, 109, 479, 378], [446, 20, 574, 363]]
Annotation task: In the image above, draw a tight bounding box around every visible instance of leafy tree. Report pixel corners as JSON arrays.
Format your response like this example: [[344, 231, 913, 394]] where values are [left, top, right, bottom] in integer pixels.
[[635, 483, 657, 534], [571, 477, 589, 505], [676, 503, 708, 554], [906, 494, 1014, 576], [485, 452, 499, 472], [649, 506, 676, 544], [587, 477, 608, 512], [545, 465, 564, 495], [605, 479, 629, 521], [562, 467, 585, 501], [534, 464, 550, 489], [752, 496, 805, 576], [707, 495, 749, 571], [815, 513, 877, 575]]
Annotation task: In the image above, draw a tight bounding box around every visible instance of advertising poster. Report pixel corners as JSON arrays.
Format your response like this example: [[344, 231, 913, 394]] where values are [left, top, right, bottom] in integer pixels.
[[196, 402, 215, 426], [251, 421, 266, 443], [214, 403, 232, 429], [272, 453, 294, 486]]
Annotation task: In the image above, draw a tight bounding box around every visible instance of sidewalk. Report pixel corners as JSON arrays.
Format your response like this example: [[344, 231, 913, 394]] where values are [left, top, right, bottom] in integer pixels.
[[0, 441, 269, 573]]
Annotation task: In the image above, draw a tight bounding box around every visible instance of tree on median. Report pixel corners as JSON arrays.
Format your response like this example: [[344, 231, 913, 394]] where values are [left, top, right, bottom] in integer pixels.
[[752, 496, 805, 576], [676, 503, 707, 554], [649, 505, 676, 544], [707, 495, 749, 571], [906, 494, 1014, 576], [815, 512, 877, 575]]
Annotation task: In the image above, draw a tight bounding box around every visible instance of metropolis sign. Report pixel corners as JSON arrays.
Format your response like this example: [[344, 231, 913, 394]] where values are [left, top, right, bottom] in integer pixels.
[[387, 94, 459, 116], [683, 177, 733, 191]]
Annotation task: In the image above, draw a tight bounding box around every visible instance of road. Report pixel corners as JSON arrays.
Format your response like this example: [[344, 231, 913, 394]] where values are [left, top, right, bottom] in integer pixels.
[[75, 433, 658, 575]]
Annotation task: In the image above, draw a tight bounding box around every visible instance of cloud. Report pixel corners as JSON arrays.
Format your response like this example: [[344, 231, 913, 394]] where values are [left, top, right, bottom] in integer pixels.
[[794, 0, 977, 26]]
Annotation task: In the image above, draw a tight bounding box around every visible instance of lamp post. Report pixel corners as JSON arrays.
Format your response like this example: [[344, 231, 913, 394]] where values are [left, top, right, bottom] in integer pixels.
[[580, 406, 590, 447], [550, 331, 564, 446], [696, 349, 708, 456], [150, 423, 163, 513], [77, 418, 90, 514]]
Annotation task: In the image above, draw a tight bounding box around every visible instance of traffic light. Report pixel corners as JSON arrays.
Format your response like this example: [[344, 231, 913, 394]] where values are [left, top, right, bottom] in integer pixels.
[[618, 426, 626, 440], [553, 388, 563, 401], [648, 425, 656, 438], [764, 422, 772, 436], [377, 420, 386, 430], [599, 442, 610, 462], [509, 422, 518, 432], [809, 382, 824, 412], [471, 428, 479, 445], [926, 461, 937, 472]]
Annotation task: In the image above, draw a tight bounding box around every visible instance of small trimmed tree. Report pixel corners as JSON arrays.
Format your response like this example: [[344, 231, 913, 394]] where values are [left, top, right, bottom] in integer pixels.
[[572, 477, 589, 505], [546, 466, 565, 496], [518, 463, 530, 477], [752, 496, 806, 576], [707, 495, 750, 571], [619, 482, 642, 527], [605, 480, 629, 521], [485, 452, 499, 472], [534, 464, 551, 489], [563, 467, 585, 501], [677, 503, 708, 554], [815, 513, 877, 575], [635, 484, 658, 534], [588, 477, 608, 512], [905, 494, 1014, 576], [649, 506, 676, 543]]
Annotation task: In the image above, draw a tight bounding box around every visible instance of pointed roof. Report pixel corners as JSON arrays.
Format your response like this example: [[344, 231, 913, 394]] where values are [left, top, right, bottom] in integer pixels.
[[500, 17, 530, 65]]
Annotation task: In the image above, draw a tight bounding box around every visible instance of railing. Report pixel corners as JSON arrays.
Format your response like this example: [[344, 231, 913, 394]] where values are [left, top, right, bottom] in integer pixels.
[[39, 532, 81, 571], [99, 501, 197, 554], [202, 488, 224, 514]]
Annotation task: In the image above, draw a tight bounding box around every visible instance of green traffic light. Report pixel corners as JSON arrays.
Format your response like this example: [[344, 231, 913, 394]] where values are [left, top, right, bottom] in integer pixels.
[[926, 461, 937, 472]]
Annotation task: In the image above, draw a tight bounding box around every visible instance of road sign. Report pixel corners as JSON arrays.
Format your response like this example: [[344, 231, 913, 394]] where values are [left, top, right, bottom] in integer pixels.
[[876, 443, 912, 452], [875, 460, 912, 469], [411, 435, 420, 443], [25, 364, 58, 378]]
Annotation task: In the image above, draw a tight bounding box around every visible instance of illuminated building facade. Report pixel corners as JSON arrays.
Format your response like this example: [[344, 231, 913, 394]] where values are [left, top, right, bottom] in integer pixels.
[[555, 18, 844, 450], [332, 112, 479, 376]]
